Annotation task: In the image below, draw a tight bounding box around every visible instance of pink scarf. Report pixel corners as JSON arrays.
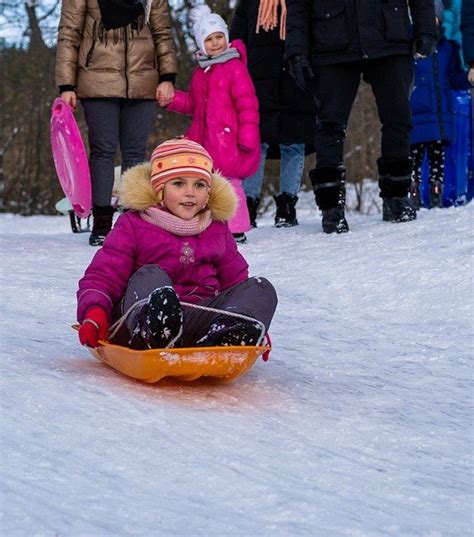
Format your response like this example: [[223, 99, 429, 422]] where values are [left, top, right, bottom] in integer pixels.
[[140, 206, 212, 236]]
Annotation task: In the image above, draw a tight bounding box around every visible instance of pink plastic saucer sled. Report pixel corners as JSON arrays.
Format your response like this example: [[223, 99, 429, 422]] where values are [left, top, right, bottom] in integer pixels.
[[50, 98, 91, 219]]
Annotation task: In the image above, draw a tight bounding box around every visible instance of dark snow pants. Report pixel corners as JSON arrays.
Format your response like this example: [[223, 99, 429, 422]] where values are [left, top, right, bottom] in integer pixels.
[[410, 140, 447, 184], [111, 265, 278, 347], [81, 98, 156, 207], [313, 55, 414, 169]]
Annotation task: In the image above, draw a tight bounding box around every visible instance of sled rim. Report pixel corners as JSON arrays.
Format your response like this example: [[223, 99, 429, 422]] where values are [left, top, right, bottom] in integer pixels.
[[50, 98, 92, 219], [72, 325, 270, 383]]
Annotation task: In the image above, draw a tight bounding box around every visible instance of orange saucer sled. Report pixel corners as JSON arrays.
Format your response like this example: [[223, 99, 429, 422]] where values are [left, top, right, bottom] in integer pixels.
[[74, 328, 270, 383]]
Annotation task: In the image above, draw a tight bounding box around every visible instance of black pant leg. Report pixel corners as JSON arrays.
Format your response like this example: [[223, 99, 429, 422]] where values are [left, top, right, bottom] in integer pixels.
[[426, 140, 446, 184], [81, 99, 121, 206], [410, 143, 426, 183], [313, 62, 362, 169], [119, 99, 157, 173], [364, 55, 414, 162]]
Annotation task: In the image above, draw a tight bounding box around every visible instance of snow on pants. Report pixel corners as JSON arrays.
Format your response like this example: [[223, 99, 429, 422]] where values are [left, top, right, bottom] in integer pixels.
[[227, 177, 251, 234], [112, 264, 278, 347]]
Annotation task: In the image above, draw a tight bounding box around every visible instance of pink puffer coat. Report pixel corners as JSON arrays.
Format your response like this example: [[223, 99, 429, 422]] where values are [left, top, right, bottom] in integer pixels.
[[77, 163, 249, 322], [167, 40, 260, 179]]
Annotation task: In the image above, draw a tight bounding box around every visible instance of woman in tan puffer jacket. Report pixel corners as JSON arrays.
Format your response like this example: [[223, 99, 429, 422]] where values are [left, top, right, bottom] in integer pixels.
[[56, 0, 178, 246]]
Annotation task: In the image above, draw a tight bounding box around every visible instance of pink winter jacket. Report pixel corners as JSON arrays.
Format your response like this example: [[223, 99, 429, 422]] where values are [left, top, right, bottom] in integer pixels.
[[167, 40, 260, 179], [77, 165, 249, 323]]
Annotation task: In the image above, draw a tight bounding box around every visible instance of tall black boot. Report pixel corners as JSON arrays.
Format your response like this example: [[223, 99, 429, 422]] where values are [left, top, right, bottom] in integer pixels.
[[274, 193, 298, 227], [89, 205, 115, 246], [309, 167, 349, 234], [378, 159, 416, 223], [246, 196, 260, 228]]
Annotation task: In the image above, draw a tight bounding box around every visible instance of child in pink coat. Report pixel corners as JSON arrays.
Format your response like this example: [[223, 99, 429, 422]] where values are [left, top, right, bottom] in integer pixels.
[[77, 139, 277, 350], [165, 4, 260, 243]]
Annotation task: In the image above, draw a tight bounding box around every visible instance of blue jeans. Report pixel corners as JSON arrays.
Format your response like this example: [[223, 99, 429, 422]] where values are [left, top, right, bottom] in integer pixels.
[[243, 143, 305, 199]]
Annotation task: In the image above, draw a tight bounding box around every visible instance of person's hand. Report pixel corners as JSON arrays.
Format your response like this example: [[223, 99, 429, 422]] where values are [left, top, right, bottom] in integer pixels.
[[60, 90, 77, 111], [468, 67, 474, 86], [156, 81, 174, 107], [413, 34, 437, 59], [288, 54, 314, 92], [79, 307, 108, 347]]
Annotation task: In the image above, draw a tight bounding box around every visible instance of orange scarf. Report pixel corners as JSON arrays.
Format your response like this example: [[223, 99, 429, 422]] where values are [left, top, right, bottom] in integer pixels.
[[256, 0, 287, 40]]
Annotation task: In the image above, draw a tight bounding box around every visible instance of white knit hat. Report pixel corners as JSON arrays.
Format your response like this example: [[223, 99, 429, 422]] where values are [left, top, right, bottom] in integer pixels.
[[189, 4, 229, 55]]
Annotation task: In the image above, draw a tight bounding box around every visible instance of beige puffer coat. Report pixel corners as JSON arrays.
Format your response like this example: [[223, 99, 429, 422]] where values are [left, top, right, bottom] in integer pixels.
[[56, 0, 178, 99]]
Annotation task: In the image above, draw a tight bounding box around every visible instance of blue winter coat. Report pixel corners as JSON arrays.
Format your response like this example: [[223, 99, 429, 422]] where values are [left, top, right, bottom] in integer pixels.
[[410, 38, 471, 145]]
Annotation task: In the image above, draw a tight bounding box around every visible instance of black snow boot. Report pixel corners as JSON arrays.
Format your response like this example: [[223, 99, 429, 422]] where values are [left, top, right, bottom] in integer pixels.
[[233, 233, 248, 244], [196, 317, 263, 347], [409, 181, 422, 211], [321, 207, 349, 234], [246, 196, 260, 228], [89, 205, 115, 246], [309, 167, 349, 234], [430, 180, 443, 208], [274, 193, 299, 227], [130, 286, 183, 349], [378, 159, 416, 223], [382, 197, 417, 222]]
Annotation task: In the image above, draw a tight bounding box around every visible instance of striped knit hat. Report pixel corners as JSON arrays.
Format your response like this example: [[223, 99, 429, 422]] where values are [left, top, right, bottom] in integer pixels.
[[150, 138, 213, 191]]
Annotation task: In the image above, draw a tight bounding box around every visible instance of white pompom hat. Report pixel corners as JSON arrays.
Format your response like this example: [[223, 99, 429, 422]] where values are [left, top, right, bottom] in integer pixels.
[[189, 4, 229, 55]]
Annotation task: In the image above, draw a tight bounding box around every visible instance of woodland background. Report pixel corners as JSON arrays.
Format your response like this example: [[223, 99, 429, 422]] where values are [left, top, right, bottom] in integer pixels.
[[0, 0, 381, 215]]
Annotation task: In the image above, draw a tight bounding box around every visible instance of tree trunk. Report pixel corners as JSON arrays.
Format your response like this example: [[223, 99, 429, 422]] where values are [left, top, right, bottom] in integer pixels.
[[25, 1, 47, 51]]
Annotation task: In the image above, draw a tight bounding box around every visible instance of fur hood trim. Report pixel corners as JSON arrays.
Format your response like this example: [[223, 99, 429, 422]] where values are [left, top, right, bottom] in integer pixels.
[[119, 162, 237, 222]]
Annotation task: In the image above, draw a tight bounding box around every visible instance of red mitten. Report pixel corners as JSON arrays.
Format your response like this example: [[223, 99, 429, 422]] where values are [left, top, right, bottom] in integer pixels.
[[79, 307, 109, 347]]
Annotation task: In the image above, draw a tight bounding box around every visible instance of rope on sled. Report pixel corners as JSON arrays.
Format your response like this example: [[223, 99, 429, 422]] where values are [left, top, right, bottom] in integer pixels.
[[107, 298, 148, 341], [180, 301, 267, 347], [107, 298, 267, 348]]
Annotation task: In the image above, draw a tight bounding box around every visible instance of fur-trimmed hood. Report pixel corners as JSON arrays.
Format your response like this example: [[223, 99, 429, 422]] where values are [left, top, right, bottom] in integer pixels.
[[119, 162, 237, 222]]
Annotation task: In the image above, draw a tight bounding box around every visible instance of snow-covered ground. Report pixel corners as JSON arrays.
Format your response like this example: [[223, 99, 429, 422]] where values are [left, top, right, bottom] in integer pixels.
[[1, 193, 473, 537]]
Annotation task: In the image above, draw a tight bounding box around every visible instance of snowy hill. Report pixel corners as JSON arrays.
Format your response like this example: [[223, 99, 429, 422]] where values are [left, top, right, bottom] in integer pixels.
[[1, 194, 473, 537]]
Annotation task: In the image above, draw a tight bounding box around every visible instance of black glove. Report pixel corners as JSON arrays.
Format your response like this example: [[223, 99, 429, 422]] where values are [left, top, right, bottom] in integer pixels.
[[288, 54, 314, 92], [413, 34, 437, 58]]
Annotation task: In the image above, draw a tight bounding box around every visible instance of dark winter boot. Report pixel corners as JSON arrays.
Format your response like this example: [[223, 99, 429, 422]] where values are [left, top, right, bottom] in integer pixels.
[[321, 207, 349, 234], [409, 181, 422, 211], [309, 167, 349, 234], [89, 205, 115, 246], [130, 286, 183, 349], [233, 233, 248, 244], [246, 196, 260, 228], [196, 317, 263, 347], [274, 193, 299, 227], [430, 180, 443, 208], [378, 159, 416, 223]]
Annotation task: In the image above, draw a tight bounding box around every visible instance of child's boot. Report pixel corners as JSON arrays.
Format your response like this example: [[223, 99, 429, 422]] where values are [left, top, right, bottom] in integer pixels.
[[196, 317, 263, 347], [233, 233, 248, 244], [246, 196, 260, 228], [130, 286, 183, 349], [409, 180, 422, 210], [274, 193, 298, 227], [430, 180, 443, 208], [89, 205, 115, 246]]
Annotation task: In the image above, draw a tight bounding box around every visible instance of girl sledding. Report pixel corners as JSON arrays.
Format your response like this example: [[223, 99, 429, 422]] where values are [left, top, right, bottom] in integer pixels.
[[76, 139, 277, 381]]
